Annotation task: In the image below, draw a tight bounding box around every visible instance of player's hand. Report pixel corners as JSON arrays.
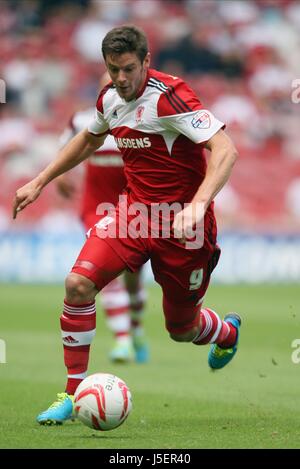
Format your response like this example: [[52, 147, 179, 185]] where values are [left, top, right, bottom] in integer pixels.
[[56, 174, 76, 199], [173, 202, 205, 243], [13, 178, 43, 219]]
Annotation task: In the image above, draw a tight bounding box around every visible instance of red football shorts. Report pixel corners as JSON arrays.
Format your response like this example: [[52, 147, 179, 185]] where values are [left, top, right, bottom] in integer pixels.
[[72, 196, 220, 335]]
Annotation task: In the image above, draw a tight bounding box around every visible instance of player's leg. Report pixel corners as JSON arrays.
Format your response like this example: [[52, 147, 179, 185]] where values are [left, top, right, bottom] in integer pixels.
[[82, 212, 133, 362], [100, 277, 134, 363], [36, 234, 127, 425], [166, 298, 241, 370], [124, 269, 149, 363], [151, 243, 241, 369], [37, 195, 150, 425]]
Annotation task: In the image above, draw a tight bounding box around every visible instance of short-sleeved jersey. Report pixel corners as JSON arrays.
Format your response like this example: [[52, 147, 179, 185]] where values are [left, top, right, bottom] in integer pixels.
[[88, 69, 224, 206], [60, 108, 127, 222]]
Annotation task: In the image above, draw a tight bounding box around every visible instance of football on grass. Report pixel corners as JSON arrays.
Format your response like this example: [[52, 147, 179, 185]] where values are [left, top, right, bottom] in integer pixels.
[[74, 373, 132, 431]]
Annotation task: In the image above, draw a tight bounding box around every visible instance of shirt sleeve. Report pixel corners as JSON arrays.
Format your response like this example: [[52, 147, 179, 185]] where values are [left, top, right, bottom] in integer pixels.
[[87, 109, 109, 136], [159, 109, 225, 144], [87, 84, 112, 136], [156, 77, 224, 143]]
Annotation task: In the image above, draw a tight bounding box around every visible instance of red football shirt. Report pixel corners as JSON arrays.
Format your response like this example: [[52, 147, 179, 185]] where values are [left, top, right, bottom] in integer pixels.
[[88, 69, 224, 207]]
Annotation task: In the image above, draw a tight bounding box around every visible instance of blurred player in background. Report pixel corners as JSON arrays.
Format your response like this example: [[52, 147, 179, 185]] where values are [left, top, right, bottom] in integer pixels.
[[56, 75, 148, 364], [13, 25, 241, 426]]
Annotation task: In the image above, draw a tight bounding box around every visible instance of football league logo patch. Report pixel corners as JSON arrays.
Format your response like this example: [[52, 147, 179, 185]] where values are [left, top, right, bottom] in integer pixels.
[[191, 111, 211, 129]]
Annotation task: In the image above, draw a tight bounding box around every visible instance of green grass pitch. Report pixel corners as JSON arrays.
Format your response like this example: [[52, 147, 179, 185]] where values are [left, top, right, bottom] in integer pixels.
[[1, 283, 300, 449]]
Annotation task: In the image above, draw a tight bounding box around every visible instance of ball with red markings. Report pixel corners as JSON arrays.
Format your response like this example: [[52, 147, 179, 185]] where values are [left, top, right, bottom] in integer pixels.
[[74, 373, 132, 431]]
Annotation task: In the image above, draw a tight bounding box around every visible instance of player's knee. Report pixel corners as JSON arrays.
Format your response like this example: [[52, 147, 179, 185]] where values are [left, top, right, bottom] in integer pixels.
[[65, 273, 97, 303], [169, 327, 198, 343]]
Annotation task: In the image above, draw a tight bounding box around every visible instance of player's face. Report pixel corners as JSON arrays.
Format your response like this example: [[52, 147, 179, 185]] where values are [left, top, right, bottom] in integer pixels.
[[105, 52, 150, 102]]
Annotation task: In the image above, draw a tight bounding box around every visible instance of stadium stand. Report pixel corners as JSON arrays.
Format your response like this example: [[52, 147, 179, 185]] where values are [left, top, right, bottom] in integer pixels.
[[1, 0, 300, 235]]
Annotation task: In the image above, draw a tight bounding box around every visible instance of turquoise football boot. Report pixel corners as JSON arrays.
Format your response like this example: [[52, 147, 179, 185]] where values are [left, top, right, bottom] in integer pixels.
[[109, 342, 134, 363], [133, 335, 150, 364], [36, 393, 74, 425], [208, 313, 241, 370]]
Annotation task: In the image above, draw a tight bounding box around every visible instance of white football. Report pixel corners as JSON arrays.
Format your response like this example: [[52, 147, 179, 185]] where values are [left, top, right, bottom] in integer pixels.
[[74, 373, 132, 431]]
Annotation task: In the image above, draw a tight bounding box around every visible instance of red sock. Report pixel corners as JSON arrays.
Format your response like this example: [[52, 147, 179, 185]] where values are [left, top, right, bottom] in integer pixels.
[[193, 308, 236, 347], [61, 300, 96, 395]]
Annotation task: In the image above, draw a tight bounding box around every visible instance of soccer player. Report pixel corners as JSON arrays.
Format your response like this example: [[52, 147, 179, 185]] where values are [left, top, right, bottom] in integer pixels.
[[13, 25, 241, 425], [57, 102, 148, 364]]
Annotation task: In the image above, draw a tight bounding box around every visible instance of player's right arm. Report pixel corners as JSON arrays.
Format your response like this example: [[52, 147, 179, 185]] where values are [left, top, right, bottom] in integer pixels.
[[13, 129, 106, 219]]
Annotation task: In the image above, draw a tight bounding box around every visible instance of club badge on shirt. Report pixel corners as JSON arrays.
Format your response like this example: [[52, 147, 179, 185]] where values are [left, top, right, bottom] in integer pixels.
[[135, 105, 145, 124]]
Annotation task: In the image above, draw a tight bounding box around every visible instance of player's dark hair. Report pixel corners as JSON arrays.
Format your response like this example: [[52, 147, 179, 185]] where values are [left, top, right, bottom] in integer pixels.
[[102, 25, 148, 63]]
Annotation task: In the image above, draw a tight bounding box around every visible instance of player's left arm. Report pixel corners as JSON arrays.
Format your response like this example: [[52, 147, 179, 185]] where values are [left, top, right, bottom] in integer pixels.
[[158, 78, 238, 238], [193, 129, 238, 210], [173, 129, 238, 239]]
